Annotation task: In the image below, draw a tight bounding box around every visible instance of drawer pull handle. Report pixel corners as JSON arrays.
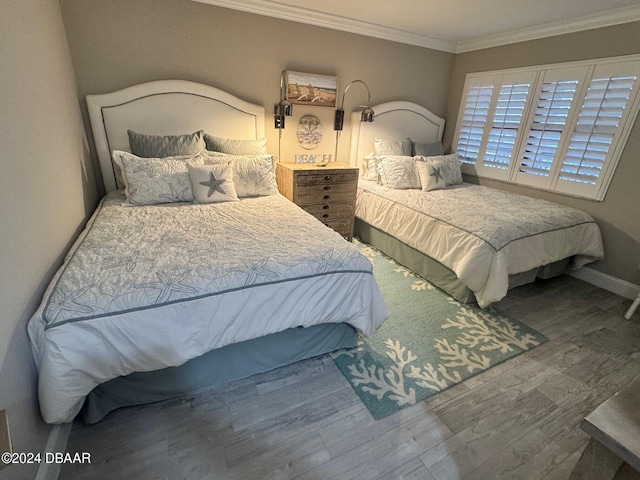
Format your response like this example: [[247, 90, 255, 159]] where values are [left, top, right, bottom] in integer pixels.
[[323, 185, 331, 191], [323, 195, 330, 200], [322, 214, 329, 218], [324, 175, 331, 181], [322, 205, 329, 210]]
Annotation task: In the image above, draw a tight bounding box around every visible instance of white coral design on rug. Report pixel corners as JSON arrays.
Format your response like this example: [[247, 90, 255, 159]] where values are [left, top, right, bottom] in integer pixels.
[[347, 339, 417, 406], [342, 305, 542, 408]]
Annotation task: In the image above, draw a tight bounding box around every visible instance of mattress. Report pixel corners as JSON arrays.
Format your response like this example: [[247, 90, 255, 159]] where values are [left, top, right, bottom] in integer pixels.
[[28, 191, 388, 424], [356, 180, 604, 308]]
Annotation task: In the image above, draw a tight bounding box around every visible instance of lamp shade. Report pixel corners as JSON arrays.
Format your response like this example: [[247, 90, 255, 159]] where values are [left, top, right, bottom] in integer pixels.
[[361, 107, 375, 123], [279, 99, 293, 117]]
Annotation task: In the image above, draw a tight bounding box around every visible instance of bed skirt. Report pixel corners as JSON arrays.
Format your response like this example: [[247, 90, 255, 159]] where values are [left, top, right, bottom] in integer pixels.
[[82, 322, 357, 423], [354, 219, 570, 304]]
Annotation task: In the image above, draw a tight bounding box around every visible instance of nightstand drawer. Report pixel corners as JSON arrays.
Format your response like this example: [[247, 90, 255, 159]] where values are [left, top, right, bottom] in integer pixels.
[[296, 183, 355, 202], [301, 203, 354, 220], [296, 188, 355, 206], [322, 219, 354, 238], [297, 172, 358, 186]]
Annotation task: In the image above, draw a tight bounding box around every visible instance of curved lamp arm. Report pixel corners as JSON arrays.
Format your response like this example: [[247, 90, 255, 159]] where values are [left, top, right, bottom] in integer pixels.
[[334, 79, 375, 131], [333, 79, 375, 164]]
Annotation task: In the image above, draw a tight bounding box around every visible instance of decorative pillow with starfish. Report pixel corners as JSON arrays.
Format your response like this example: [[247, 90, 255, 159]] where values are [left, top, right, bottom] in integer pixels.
[[187, 163, 239, 204], [415, 159, 446, 191], [414, 153, 463, 186]]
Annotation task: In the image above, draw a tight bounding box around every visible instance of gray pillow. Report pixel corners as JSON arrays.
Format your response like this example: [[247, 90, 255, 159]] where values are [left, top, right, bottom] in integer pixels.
[[127, 130, 205, 158], [203, 133, 267, 155], [412, 140, 444, 157]]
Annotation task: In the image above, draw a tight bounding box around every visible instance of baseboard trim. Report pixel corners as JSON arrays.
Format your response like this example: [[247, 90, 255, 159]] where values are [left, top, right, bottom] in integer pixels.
[[569, 266, 640, 300], [35, 423, 72, 480]]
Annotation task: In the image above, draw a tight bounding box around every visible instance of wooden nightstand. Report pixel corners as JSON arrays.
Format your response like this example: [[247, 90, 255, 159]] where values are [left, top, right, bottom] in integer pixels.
[[276, 162, 359, 241]]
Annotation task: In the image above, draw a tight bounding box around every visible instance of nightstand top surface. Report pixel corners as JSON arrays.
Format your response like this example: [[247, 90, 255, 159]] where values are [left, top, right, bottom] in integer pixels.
[[277, 162, 357, 172]]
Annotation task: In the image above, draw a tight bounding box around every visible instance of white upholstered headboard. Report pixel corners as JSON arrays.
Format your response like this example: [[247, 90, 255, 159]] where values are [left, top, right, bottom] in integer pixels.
[[86, 80, 265, 192], [348, 100, 445, 168]]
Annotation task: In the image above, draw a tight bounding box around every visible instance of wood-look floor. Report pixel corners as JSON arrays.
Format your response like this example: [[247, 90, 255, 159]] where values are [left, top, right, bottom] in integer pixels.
[[60, 275, 640, 480]]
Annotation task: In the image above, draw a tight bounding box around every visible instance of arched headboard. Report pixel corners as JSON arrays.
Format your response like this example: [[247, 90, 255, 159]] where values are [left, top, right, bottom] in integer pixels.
[[348, 100, 445, 169], [86, 80, 265, 192]]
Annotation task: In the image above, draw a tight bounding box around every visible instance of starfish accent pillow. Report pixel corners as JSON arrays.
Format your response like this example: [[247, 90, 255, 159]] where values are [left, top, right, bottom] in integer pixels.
[[415, 153, 463, 186], [415, 159, 446, 191], [187, 163, 239, 204]]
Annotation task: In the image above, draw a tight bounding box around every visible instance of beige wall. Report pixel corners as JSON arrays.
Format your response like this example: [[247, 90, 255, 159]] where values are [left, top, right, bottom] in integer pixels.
[[59, 0, 454, 184], [444, 22, 640, 285], [0, 0, 99, 477], [56, 0, 640, 284]]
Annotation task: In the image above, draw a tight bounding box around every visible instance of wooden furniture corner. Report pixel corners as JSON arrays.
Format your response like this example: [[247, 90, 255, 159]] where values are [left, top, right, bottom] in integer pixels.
[[570, 374, 640, 479], [276, 162, 358, 241]]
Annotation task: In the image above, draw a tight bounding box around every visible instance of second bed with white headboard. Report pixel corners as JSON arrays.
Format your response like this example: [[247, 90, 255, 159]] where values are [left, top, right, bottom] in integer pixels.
[[348, 101, 605, 307], [27, 80, 388, 425]]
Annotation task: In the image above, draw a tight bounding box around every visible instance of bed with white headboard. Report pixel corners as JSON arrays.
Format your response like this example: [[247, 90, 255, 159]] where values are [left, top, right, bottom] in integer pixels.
[[88, 80, 266, 193], [348, 100, 604, 307], [27, 80, 388, 424]]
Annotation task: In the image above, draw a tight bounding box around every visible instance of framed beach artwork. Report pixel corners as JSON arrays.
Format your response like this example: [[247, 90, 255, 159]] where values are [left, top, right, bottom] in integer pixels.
[[285, 71, 338, 108]]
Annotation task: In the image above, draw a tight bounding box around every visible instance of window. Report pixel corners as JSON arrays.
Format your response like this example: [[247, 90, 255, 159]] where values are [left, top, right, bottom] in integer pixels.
[[457, 83, 493, 163], [453, 56, 640, 200]]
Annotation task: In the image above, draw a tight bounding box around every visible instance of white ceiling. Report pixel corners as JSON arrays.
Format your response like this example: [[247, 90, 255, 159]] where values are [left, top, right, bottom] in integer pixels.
[[193, 0, 640, 52]]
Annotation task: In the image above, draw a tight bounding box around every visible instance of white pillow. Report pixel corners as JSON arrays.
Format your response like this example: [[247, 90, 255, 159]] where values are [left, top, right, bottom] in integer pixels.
[[187, 163, 239, 204], [360, 152, 378, 182], [204, 153, 278, 197], [377, 156, 421, 189], [112, 151, 205, 205], [416, 160, 446, 191], [415, 153, 463, 186], [373, 137, 412, 156]]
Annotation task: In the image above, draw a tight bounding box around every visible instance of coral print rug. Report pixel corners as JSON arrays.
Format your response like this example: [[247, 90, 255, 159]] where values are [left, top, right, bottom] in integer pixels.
[[332, 240, 548, 420]]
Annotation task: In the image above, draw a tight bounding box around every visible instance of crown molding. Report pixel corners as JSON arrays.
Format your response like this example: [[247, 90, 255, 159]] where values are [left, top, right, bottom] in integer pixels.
[[192, 0, 640, 55], [191, 0, 457, 53], [456, 5, 640, 53]]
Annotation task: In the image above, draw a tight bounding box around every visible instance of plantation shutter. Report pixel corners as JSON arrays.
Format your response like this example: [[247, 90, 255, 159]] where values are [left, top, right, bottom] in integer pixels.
[[514, 66, 587, 189], [456, 82, 493, 165], [454, 55, 640, 200], [555, 62, 640, 199], [474, 70, 538, 180], [483, 82, 530, 171]]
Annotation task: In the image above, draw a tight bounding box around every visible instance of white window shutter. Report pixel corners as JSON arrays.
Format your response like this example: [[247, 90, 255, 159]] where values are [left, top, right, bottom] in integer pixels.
[[455, 82, 493, 166], [483, 83, 530, 172], [514, 66, 588, 189], [453, 55, 640, 200], [556, 65, 640, 199]]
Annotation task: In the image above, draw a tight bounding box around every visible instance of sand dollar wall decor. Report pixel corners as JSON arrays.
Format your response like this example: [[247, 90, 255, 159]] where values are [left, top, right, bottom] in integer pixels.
[[296, 115, 323, 150]]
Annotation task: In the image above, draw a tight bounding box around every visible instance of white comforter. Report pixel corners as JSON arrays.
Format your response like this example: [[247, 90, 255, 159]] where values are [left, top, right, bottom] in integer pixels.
[[357, 180, 604, 308], [28, 191, 388, 424]]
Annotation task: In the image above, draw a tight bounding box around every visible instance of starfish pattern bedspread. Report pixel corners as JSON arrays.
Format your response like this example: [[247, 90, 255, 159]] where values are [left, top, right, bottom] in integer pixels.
[[29, 191, 388, 423]]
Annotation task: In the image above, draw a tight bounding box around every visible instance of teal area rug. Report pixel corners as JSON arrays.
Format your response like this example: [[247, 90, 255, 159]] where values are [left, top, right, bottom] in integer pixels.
[[332, 240, 548, 420]]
